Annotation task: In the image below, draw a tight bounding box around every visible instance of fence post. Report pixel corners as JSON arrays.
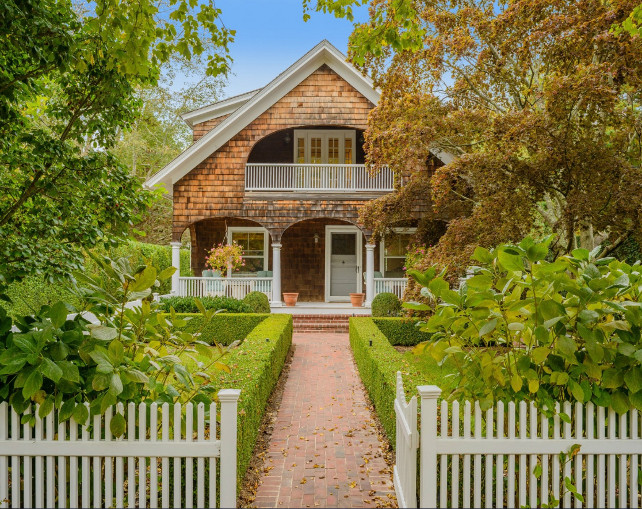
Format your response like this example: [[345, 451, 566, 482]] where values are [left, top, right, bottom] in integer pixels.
[[219, 389, 241, 508], [418, 385, 442, 509]]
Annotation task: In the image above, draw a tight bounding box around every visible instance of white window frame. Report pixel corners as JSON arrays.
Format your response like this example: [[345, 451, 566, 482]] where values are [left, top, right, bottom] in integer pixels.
[[379, 227, 417, 276], [227, 226, 269, 274], [293, 129, 356, 164]]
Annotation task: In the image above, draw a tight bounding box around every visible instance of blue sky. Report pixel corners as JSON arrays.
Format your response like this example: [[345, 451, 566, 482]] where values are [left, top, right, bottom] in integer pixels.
[[215, 0, 369, 98]]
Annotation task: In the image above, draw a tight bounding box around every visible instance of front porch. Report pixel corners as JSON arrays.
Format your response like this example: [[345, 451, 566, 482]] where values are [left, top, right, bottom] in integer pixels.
[[170, 217, 412, 307]]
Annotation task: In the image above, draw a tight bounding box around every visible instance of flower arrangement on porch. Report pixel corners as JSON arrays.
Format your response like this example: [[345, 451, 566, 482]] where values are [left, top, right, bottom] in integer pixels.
[[205, 241, 245, 276]]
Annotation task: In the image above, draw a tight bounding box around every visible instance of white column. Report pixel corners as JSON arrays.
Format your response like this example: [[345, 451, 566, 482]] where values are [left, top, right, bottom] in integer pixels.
[[365, 243, 376, 307], [218, 388, 241, 508], [271, 242, 282, 306], [170, 241, 181, 295]]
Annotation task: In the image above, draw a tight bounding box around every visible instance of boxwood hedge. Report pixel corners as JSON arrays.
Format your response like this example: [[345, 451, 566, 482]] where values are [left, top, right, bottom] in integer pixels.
[[349, 317, 448, 448], [372, 317, 432, 346], [172, 313, 268, 346], [208, 314, 293, 488]]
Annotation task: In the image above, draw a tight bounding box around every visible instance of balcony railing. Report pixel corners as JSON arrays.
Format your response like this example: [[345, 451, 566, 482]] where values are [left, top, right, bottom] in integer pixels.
[[245, 163, 395, 192], [374, 278, 408, 300], [178, 276, 273, 301]]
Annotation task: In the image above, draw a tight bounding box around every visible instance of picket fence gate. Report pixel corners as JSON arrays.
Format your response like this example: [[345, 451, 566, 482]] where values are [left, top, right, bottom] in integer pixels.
[[393, 371, 642, 508], [0, 389, 240, 509]]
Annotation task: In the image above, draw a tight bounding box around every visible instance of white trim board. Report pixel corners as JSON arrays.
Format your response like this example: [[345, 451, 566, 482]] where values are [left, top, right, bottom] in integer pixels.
[[145, 40, 380, 196], [325, 225, 363, 302]]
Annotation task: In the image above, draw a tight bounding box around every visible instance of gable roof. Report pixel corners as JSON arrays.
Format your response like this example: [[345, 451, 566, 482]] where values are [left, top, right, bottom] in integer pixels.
[[146, 40, 380, 194]]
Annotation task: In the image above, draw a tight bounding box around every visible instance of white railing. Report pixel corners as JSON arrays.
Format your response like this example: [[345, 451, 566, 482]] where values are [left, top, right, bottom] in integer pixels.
[[374, 278, 408, 299], [394, 372, 642, 508], [245, 163, 395, 192], [393, 372, 418, 508], [178, 276, 273, 301], [0, 390, 241, 508]]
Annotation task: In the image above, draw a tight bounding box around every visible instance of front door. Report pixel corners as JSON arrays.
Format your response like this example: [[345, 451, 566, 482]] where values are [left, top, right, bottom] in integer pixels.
[[325, 226, 362, 302]]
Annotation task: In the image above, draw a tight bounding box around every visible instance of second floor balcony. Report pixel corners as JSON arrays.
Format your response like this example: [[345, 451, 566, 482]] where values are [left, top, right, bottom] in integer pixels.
[[244, 163, 395, 193]]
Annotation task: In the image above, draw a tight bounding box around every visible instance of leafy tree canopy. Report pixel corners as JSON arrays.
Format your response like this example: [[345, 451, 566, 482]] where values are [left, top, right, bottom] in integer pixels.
[[0, 0, 234, 286], [314, 0, 642, 275]]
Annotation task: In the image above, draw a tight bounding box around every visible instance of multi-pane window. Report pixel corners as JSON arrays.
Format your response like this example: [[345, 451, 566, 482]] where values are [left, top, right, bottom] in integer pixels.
[[228, 228, 268, 273], [381, 229, 416, 278], [292, 130, 356, 164], [328, 137, 340, 164], [310, 137, 322, 164], [296, 137, 305, 163], [344, 138, 353, 164]]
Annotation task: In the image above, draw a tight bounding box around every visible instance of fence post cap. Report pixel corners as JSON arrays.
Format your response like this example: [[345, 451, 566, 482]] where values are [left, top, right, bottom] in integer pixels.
[[417, 385, 442, 398], [218, 389, 241, 401]]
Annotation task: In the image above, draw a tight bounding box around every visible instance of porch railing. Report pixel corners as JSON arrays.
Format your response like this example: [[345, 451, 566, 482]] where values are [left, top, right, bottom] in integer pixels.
[[374, 278, 408, 300], [178, 277, 273, 301], [245, 163, 395, 192]]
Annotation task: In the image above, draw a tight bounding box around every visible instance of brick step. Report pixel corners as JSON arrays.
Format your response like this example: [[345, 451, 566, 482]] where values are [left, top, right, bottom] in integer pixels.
[[291, 314, 355, 332]]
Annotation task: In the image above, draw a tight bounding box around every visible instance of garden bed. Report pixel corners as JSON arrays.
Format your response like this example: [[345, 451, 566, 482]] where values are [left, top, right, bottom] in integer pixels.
[[349, 317, 455, 448]]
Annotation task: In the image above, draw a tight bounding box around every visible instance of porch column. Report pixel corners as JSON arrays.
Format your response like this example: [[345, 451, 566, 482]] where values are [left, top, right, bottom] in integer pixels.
[[170, 241, 181, 295], [365, 243, 376, 307], [271, 242, 282, 306]]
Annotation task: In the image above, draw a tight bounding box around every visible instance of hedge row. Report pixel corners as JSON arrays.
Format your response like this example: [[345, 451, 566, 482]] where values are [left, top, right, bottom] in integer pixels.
[[173, 313, 268, 346], [159, 296, 252, 314], [372, 317, 432, 346], [349, 317, 446, 448], [4, 241, 191, 317], [208, 314, 293, 488]]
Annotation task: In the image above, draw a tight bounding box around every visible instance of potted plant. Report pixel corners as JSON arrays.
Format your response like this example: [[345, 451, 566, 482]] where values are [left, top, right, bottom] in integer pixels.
[[205, 242, 244, 277], [283, 292, 299, 306], [350, 292, 365, 307]]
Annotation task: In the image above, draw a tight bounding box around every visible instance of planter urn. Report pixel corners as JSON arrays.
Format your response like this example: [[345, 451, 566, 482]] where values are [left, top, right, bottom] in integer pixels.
[[283, 292, 299, 307], [350, 293, 365, 307]]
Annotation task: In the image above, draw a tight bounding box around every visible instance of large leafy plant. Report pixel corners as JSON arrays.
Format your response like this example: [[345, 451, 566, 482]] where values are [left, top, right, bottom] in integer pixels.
[[0, 256, 233, 436], [407, 236, 642, 414]]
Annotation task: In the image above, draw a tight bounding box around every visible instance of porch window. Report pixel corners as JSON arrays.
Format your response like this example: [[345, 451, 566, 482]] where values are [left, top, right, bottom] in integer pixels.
[[380, 228, 417, 278], [227, 227, 269, 273], [292, 129, 356, 164]]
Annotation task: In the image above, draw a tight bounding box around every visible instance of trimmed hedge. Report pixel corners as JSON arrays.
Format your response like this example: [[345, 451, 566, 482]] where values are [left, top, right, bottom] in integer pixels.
[[173, 313, 268, 346], [208, 314, 293, 489], [349, 317, 452, 448], [372, 317, 432, 346], [371, 292, 402, 317], [242, 291, 271, 313], [5, 241, 191, 317], [159, 296, 252, 314]]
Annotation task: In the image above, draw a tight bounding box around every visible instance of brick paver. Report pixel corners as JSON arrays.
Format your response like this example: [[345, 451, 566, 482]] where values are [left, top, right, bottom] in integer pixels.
[[252, 333, 396, 508]]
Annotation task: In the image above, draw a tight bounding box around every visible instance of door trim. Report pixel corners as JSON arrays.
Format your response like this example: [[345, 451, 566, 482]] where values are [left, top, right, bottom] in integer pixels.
[[325, 225, 363, 302]]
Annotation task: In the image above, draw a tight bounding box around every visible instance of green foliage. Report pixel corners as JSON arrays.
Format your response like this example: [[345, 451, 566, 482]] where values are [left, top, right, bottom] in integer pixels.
[[205, 314, 292, 488], [0, 0, 233, 286], [349, 317, 454, 447], [371, 292, 402, 317], [242, 292, 271, 314], [4, 242, 191, 317], [158, 296, 251, 314], [0, 255, 234, 436], [372, 318, 432, 346], [171, 313, 267, 346], [407, 235, 642, 414]]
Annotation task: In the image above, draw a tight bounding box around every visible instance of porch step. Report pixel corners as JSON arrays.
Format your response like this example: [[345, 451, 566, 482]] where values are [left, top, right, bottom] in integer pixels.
[[291, 314, 356, 333]]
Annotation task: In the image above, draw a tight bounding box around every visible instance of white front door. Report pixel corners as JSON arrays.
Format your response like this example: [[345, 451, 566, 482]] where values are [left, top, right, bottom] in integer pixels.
[[325, 226, 362, 302]]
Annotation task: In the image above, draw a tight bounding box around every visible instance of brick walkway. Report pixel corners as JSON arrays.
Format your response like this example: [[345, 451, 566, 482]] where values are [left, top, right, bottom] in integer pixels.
[[252, 333, 396, 508]]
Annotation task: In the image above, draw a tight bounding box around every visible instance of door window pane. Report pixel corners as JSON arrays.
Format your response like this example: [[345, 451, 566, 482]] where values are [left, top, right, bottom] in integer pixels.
[[296, 137, 305, 163], [344, 138, 353, 163], [328, 137, 340, 164], [310, 137, 322, 163], [332, 233, 356, 255]]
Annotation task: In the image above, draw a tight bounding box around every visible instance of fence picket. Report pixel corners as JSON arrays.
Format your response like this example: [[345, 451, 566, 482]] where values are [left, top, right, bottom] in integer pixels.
[[528, 402, 537, 509], [23, 407, 32, 509], [81, 406, 90, 509], [46, 411, 54, 509], [440, 400, 448, 507], [128, 402, 136, 509], [597, 405, 606, 508], [161, 404, 170, 508], [197, 403, 205, 509], [619, 412, 628, 509], [473, 402, 482, 509], [69, 415, 78, 509], [150, 403, 158, 509], [586, 403, 595, 508], [632, 409, 639, 509], [34, 406, 44, 509], [608, 408, 616, 508], [0, 403, 6, 509], [485, 407, 493, 509], [58, 415, 67, 509], [451, 400, 460, 509], [574, 402, 583, 508], [185, 403, 194, 509], [503, 401, 510, 509], [540, 411, 549, 507], [563, 401, 572, 508], [93, 412, 101, 508], [104, 407, 113, 508], [209, 402, 217, 509], [463, 402, 471, 508], [173, 403, 182, 509], [552, 403, 561, 505], [518, 402, 527, 508]]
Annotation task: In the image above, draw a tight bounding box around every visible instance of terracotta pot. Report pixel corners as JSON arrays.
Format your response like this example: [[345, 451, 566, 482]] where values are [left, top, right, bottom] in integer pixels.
[[350, 293, 365, 307], [283, 292, 299, 307]]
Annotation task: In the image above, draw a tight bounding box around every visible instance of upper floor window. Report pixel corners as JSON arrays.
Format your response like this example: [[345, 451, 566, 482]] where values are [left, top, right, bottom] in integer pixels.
[[294, 129, 356, 164]]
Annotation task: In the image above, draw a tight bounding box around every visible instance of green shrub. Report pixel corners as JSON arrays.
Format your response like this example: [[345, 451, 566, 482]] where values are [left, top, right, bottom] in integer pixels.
[[349, 317, 453, 447], [172, 313, 267, 346], [371, 292, 402, 317], [158, 296, 251, 314], [372, 317, 432, 346], [207, 314, 292, 489], [407, 235, 642, 414], [242, 291, 271, 313], [4, 241, 191, 317]]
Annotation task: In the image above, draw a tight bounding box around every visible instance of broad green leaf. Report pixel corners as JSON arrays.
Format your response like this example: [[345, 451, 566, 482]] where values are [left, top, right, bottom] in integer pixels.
[[498, 250, 524, 272], [41, 358, 63, 383], [511, 373, 523, 392], [108, 373, 123, 396], [110, 413, 126, 438], [630, 390, 642, 411], [130, 266, 157, 292], [508, 322, 525, 331], [528, 379, 539, 393], [472, 246, 494, 264], [214, 361, 231, 373], [72, 403, 89, 425], [59, 399, 76, 422], [48, 301, 69, 328], [568, 380, 585, 402], [479, 318, 498, 337], [38, 396, 54, 418], [440, 289, 460, 307], [531, 347, 550, 364], [611, 391, 630, 414], [557, 336, 577, 356], [22, 370, 43, 399], [89, 325, 118, 341], [624, 367, 642, 393], [57, 361, 80, 382], [108, 340, 124, 365], [571, 248, 590, 261], [466, 275, 492, 290], [602, 368, 624, 389]]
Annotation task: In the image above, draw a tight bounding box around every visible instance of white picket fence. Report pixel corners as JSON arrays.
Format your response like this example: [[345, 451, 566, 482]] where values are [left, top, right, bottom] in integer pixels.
[[374, 278, 408, 300], [178, 276, 273, 301], [394, 372, 642, 508], [0, 389, 240, 509]]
